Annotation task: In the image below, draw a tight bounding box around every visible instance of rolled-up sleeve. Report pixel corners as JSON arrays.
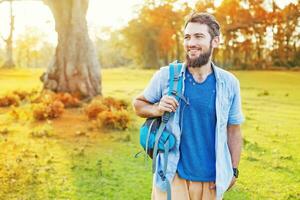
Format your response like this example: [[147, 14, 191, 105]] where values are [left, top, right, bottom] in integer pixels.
[[143, 69, 163, 104], [228, 79, 244, 125]]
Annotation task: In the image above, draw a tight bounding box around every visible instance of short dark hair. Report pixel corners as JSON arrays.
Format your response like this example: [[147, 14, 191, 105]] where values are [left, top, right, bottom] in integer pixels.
[[184, 12, 220, 39]]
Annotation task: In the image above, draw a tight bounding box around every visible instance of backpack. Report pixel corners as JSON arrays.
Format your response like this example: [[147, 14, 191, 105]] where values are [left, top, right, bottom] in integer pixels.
[[138, 61, 186, 200]]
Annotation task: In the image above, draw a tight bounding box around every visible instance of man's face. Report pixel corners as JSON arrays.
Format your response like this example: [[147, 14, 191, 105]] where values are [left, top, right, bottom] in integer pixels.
[[183, 22, 215, 67]]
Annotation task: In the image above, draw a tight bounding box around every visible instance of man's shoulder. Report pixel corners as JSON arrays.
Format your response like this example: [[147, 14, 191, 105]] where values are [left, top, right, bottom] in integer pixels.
[[159, 65, 170, 73], [153, 65, 170, 80], [155, 62, 184, 82]]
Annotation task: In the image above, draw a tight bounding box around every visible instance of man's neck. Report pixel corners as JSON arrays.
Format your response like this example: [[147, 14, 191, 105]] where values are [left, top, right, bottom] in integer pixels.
[[187, 61, 213, 83]]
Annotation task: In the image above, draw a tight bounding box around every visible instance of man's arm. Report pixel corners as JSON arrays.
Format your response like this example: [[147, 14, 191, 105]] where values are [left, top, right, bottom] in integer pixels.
[[226, 124, 243, 190], [227, 124, 242, 168], [133, 94, 179, 118], [225, 76, 244, 190], [133, 67, 177, 118]]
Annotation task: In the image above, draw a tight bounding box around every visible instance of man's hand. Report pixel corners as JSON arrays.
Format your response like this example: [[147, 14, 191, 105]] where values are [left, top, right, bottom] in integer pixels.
[[208, 176, 236, 191], [226, 176, 236, 191], [157, 95, 179, 115], [133, 94, 179, 118], [209, 182, 216, 190]]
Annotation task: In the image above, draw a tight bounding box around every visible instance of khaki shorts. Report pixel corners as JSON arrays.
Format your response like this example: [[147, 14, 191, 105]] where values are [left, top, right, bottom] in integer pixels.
[[152, 174, 216, 200]]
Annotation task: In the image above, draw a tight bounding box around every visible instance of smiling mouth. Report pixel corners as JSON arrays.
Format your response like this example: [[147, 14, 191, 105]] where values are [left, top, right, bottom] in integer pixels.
[[188, 49, 201, 55], [188, 47, 201, 51]]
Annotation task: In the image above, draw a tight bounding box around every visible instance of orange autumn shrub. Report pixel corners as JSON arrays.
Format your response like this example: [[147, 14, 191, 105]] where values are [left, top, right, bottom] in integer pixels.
[[102, 97, 128, 110], [84, 99, 108, 119], [32, 103, 50, 120], [0, 94, 20, 107], [32, 100, 64, 120], [84, 97, 131, 130], [96, 110, 130, 130], [31, 90, 56, 104], [54, 92, 81, 108], [48, 100, 65, 118], [0, 89, 40, 107], [32, 90, 81, 108], [12, 90, 31, 100]]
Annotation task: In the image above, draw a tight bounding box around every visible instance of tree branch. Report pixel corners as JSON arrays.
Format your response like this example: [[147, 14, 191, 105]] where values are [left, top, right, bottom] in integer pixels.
[[0, 34, 7, 42]]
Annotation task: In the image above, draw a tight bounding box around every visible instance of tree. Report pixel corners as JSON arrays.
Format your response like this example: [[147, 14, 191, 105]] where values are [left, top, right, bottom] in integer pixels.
[[95, 28, 131, 68], [41, 0, 101, 98], [1, 0, 16, 68], [271, 3, 300, 67], [14, 27, 54, 68], [121, 0, 190, 68]]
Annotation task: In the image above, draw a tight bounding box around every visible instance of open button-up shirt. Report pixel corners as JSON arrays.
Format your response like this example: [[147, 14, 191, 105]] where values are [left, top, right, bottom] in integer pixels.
[[143, 62, 244, 200]]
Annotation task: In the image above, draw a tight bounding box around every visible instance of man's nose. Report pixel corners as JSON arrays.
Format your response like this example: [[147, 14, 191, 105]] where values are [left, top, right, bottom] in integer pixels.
[[187, 37, 197, 47]]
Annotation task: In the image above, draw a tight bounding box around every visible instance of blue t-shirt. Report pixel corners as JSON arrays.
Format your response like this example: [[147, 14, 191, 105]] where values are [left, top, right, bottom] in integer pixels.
[[177, 68, 217, 182]]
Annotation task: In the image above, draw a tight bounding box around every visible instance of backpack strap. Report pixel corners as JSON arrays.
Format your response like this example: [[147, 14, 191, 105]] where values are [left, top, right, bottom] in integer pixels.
[[152, 62, 182, 172], [152, 62, 183, 200], [170, 63, 189, 105]]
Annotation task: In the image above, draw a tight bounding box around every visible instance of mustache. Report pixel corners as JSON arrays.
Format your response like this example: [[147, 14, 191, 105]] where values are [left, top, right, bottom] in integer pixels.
[[187, 46, 201, 51]]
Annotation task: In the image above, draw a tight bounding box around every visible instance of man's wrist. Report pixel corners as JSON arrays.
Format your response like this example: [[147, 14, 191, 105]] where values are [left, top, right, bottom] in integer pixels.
[[153, 103, 164, 117], [233, 168, 239, 178]]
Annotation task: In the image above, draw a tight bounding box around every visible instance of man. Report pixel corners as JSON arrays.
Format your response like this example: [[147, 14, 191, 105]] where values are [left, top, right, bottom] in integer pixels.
[[133, 12, 244, 200]]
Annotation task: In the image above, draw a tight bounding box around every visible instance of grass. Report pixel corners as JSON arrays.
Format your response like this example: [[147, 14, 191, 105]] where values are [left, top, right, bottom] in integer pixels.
[[0, 68, 299, 200]]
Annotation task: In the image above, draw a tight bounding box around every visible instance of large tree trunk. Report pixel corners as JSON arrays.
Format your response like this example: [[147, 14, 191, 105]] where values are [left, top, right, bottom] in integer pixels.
[[2, 0, 15, 68], [42, 0, 101, 97]]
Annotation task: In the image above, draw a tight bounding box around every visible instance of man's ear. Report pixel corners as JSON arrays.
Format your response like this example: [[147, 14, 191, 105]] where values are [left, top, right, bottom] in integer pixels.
[[212, 36, 220, 48]]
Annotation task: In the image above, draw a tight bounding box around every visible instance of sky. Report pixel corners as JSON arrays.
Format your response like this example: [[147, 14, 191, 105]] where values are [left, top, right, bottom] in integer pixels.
[[0, 0, 298, 46], [0, 0, 146, 45]]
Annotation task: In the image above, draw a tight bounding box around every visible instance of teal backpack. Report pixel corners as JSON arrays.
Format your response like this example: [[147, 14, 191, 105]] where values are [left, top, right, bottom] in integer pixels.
[[138, 61, 188, 200]]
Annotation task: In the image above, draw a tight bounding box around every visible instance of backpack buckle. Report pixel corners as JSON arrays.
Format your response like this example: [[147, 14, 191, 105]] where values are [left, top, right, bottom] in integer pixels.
[[158, 170, 166, 181], [173, 76, 179, 81], [162, 114, 169, 123]]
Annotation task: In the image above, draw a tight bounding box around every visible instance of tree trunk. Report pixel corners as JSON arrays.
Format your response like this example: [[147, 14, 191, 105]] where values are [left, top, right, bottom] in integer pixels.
[[41, 0, 101, 97], [2, 0, 15, 68], [144, 37, 159, 68], [175, 32, 181, 61]]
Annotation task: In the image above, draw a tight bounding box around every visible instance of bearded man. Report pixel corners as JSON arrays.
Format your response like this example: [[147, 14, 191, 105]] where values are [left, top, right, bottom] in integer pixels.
[[133, 12, 244, 200]]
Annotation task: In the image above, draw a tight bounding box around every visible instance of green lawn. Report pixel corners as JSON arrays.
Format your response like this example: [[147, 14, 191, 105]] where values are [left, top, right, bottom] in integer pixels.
[[0, 68, 299, 200]]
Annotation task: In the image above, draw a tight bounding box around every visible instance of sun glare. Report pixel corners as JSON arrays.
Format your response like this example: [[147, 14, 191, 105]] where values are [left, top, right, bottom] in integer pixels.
[[0, 0, 297, 46]]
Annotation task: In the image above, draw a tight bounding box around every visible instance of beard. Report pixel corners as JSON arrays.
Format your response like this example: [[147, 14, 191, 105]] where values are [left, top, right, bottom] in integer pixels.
[[186, 44, 213, 68]]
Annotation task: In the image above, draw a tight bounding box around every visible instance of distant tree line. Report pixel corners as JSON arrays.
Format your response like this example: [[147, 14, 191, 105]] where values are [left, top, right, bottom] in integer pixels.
[[100, 0, 299, 69]]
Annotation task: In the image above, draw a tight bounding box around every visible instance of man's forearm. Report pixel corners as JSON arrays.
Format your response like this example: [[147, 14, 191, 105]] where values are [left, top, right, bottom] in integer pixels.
[[133, 99, 162, 118], [227, 125, 243, 168]]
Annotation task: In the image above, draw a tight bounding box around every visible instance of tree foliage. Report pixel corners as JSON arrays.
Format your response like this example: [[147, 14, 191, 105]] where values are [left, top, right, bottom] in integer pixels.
[[121, 0, 190, 68], [1, 0, 299, 69], [14, 27, 54, 68], [118, 0, 300, 69]]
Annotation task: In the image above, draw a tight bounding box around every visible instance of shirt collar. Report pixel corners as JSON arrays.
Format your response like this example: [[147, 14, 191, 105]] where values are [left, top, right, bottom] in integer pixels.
[[211, 61, 222, 83], [180, 61, 223, 83]]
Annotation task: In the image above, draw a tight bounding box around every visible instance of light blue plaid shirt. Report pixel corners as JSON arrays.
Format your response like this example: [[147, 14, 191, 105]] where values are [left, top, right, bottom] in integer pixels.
[[143, 62, 244, 200]]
